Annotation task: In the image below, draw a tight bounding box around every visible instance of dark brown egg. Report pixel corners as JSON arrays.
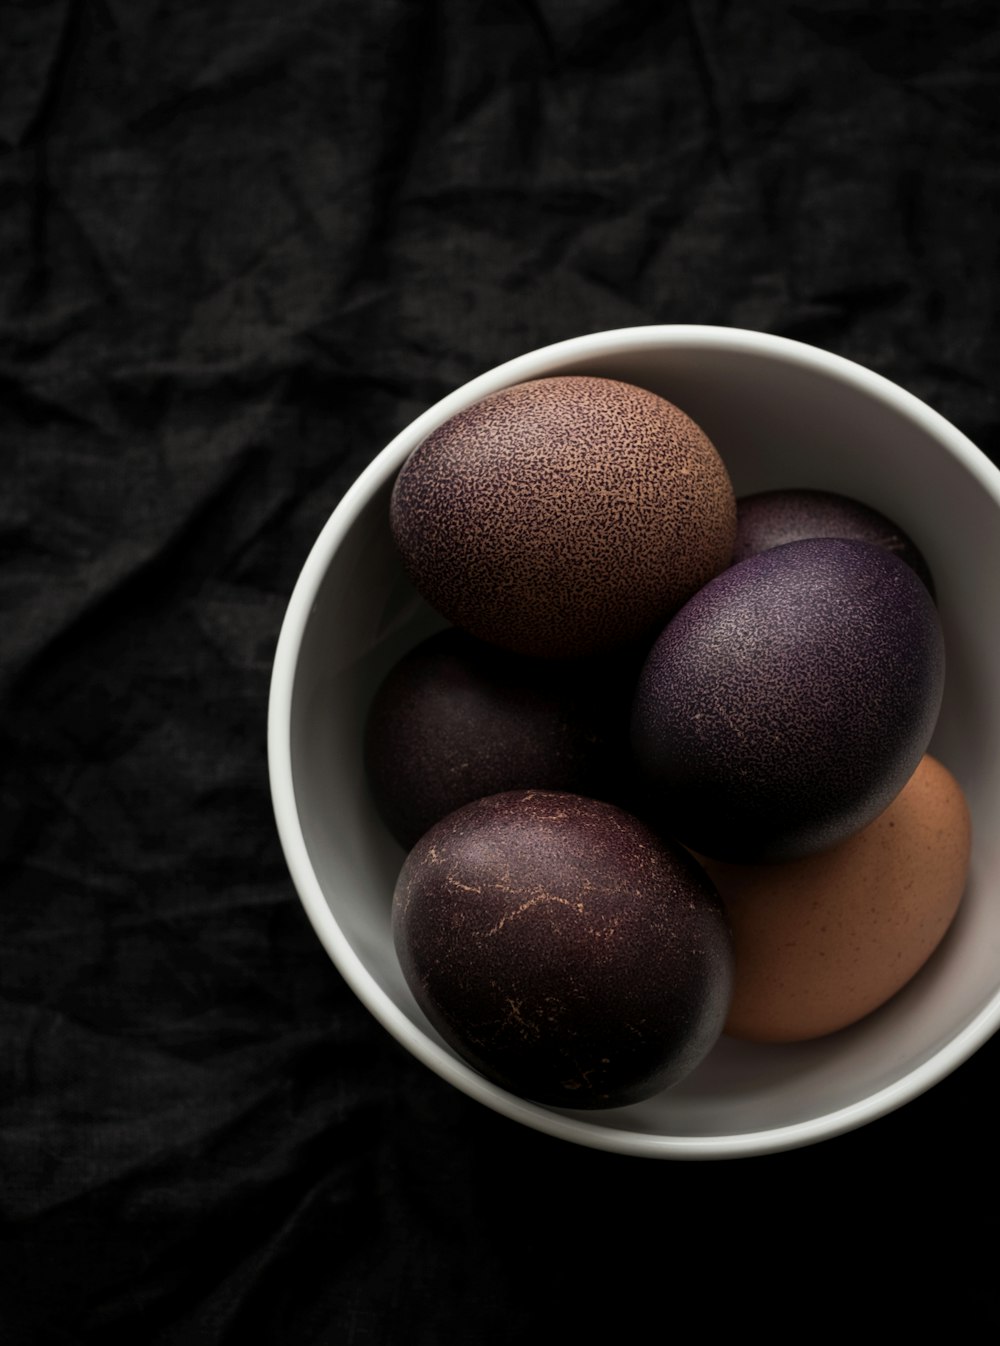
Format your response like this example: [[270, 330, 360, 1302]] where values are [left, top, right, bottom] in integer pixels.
[[389, 376, 736, 658], [734, 488, 935, 596], [364, 627, 637, 850], [392, 790, 734, 1109]]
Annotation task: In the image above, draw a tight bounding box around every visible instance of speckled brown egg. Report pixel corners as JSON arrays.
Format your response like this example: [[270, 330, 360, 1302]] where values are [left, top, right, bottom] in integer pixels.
[[696, 754, 971, 1043], [392, 790, 734, 1108], [389, 376, 736, 659]]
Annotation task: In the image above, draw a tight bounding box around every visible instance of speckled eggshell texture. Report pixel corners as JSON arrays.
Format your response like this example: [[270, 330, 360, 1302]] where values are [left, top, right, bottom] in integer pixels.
[[631, 538, 945, 863], [734, 488, 936, 596], [363, 627, 637, 850], [389, 375, 736, 658], [697, 755, 971, 1043], [392, 790, 734, 1109]]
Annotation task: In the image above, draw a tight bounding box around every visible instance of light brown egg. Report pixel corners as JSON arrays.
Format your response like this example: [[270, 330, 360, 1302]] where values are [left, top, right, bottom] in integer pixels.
[[695, 754, 971, 1043]]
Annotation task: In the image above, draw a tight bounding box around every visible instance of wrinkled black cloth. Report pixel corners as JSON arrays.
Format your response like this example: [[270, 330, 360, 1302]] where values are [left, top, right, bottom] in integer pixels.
[[3, 3, 999, 1341]]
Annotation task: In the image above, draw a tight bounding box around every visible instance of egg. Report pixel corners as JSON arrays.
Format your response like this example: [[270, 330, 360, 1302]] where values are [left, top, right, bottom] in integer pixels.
[[696, 754, 971, 1043], [392, 790, 734, 1108], [364, 627, 637, 850], [734, 487, 936, 596], [631, 538, 945, 862], [389, 375, 736, 659]]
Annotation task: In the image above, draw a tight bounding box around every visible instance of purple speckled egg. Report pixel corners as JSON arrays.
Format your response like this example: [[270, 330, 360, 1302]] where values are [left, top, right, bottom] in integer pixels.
[[631, 538, 945, 863], [392, 790, 733, 1109]]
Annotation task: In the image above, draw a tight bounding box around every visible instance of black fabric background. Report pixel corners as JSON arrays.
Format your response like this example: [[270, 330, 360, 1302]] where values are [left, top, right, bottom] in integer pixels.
[[3, 2, 999, 1341]]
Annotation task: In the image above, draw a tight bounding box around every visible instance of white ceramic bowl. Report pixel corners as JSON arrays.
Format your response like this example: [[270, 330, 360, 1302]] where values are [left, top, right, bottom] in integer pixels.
[[268, 325, 1000, 1159]]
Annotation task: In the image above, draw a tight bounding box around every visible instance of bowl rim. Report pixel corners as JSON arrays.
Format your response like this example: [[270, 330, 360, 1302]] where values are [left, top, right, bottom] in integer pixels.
[[268, 323, 1000, 1159]]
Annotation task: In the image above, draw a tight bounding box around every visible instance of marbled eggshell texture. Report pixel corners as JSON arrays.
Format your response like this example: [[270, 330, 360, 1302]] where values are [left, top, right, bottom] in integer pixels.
[[392, 790, 734, 1109], [697, 755, 971, 1042], [631, 538, 945, 862], [389, 375, 736, 659]]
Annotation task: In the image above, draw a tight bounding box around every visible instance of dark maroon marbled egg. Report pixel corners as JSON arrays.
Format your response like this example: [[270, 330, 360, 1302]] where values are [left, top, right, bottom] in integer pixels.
[[364, 627, 638, 849], [631, 538, 945, 863], [390, 375, 736, 658], [734, 488, 935, 596], [392, 791, 733, 1109]]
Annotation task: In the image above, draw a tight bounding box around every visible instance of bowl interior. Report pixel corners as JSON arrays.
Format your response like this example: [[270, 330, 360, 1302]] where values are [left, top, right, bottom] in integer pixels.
[[272, 327, 1000, 1157]]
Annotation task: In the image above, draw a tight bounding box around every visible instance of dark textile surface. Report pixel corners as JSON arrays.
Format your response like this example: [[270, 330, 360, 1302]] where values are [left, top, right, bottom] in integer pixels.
[[3, 2, 999, 1340]]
